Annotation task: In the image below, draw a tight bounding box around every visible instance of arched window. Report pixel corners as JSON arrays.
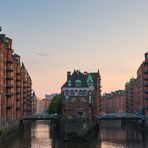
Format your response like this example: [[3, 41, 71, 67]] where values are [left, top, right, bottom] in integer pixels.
[[79, 90, 82, 96], [64, 90, 69, 96], [75, 90, 78, 96], [70, 90, 74, 96]]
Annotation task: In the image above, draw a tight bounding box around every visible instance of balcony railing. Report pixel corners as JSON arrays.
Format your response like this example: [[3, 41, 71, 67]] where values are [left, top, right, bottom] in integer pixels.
[[16, 98, 20, 101], [7, 73, 14, 79], [7, 65, 13, 71], [16, 75, 21, 79], [7, 92, 14, 96], [7, 58, 13, 63], [6, 82, 14, 88], [7, 104, 12, 109]]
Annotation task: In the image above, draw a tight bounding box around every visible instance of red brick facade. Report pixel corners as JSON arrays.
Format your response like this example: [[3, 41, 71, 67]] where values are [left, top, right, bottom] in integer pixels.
[[0, 33, 36, 119], [102, 52, 148, 116], [102, 90, 125, 113], [135, 52, 148, 115], [61, 70, 101, 120], [125, 78, 136, 113]]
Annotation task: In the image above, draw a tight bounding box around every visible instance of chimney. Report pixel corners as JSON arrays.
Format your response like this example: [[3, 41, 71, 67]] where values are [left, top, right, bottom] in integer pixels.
[[84, 71, 88, 75], [145, 52, 148, 61], [67, 71, 71, 80]]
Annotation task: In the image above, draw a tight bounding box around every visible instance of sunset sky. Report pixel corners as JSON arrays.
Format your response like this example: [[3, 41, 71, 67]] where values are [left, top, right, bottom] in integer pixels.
[[0, 0, 148, 98]]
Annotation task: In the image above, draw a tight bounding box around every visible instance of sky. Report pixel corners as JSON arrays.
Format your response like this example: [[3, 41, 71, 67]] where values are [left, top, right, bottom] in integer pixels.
[[0, 0, 148, 98]]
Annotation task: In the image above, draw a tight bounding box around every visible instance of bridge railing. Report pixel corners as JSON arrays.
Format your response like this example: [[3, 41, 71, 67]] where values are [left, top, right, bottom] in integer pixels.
[[21, 113, 59, 120], [96, 112, 145, 120]]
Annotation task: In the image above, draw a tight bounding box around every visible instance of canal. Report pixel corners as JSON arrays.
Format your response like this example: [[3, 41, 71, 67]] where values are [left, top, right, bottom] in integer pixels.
[[0, 120, 148, 148]]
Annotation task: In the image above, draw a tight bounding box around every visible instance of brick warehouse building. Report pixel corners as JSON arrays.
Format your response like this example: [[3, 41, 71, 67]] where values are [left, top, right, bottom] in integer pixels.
[[102, 90, 125, 113], [0, 33, 36, 119], [135, 52, 148, 116], [61, 70, 101, 120], [124, 52, 148, 116], [102, 52, 148, 116], [125, 78, 136, 114]]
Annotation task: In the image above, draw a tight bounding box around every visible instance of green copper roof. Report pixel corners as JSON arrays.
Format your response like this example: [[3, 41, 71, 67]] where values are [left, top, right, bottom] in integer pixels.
[[75, 79, 81, 83], [86, 74, 93, 83], [75, 79, 82, 87], [68, 80, 71, 86]]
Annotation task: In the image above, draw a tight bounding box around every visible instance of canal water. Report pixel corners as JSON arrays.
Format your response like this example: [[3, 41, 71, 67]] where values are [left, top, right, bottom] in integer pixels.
[[0, 120, 148, 148]]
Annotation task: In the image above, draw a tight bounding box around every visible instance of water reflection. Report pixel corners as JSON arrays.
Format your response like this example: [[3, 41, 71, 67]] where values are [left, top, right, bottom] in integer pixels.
[[0, 120, 147, 148], [99, 121, 147, 148], [31, 121, 52, 148]]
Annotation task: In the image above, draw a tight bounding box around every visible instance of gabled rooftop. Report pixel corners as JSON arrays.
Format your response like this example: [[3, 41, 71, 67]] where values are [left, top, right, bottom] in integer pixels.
[[62, 70, 94, 88]]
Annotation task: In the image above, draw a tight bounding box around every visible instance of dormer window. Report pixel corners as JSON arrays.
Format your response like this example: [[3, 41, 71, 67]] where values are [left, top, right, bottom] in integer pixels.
[[86, 74, 94, 86], [86, 74, 93, 83], [75, 79, 82, 87], [68, 80, 71, 87]]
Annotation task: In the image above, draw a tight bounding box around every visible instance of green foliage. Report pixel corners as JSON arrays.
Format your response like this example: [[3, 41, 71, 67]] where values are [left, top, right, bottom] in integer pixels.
[[48, 94, 62, 115]]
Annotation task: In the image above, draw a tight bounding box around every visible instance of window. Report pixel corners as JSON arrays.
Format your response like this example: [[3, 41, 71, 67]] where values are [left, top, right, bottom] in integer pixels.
[[89, 95, 92, 104], [79, 90, 82, 96], [75, 92, 78, 96], [80, 98, 87, 103], [83, 90, 87, 96], [64, 90, 69, 96], [75, 90, 78, 96]]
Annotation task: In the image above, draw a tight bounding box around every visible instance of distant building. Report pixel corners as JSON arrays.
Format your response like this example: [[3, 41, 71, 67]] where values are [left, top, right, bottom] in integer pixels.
[[45, 93, 58, 101], [32, 91, 37, 115], [37, 99, 49, 113], [102, 90, 125, 113], [135, 52, 148, 115], [42, 99, 49, 112], [61, 70, 101, 120], [125, 78, 136, 114], [124, 52, 148, 116], [102, 52, 148, 116]]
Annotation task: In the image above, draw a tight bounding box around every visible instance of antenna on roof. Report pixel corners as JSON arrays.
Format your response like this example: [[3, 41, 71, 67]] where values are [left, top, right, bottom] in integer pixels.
[[0, 26, 2, 32]]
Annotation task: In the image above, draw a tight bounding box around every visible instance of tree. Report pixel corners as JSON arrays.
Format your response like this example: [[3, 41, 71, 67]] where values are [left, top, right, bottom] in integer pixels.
[[48, 94, 62, 115]]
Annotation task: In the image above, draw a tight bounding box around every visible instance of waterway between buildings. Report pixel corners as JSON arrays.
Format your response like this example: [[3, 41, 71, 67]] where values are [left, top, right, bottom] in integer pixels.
[[0, 120, 148, 148]]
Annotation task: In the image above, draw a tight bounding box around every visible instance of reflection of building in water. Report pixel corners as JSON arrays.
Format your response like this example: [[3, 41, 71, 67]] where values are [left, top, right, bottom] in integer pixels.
[[31, 121, 52, 148], [99, 123, 146, 148], [100, 127, 142, 142]]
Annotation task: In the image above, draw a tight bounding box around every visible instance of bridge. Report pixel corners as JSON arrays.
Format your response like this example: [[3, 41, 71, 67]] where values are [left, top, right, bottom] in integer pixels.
[[21, 113, 59, 121], [96, 112, 145, 121]]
